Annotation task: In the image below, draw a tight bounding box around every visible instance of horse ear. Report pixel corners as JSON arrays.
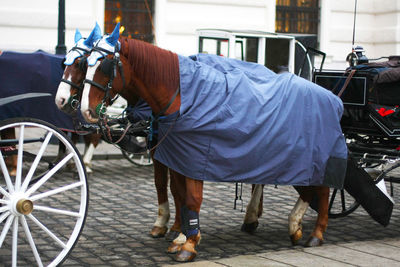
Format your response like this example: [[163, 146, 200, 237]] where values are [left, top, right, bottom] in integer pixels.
[[83, 22, 102, 47], [106, 22, 120, 47], [74, 29, 83, 43], [92, 22, 102, 42]]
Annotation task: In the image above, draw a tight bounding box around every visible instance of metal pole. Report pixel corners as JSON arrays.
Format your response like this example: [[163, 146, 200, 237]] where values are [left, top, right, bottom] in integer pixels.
[[55, 0, 66, 55], [352, 0, 357, 48]]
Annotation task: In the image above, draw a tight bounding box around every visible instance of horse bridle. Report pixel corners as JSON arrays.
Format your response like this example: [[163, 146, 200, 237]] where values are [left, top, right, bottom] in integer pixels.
[[83, 45, 127, 117], [60, 45, 90, 109], [83, 42, 180, 151]]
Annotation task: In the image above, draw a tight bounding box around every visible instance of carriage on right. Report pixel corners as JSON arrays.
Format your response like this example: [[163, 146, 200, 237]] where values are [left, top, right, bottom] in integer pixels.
[[314, 48, 400, 219]]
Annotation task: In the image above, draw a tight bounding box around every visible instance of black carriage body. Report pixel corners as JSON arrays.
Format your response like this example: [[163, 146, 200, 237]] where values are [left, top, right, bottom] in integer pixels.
[[314, 68, 400, 141], [314, 66, 400, 222]]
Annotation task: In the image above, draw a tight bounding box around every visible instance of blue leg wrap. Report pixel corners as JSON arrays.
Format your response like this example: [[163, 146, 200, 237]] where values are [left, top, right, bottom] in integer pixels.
[[181, 205, 200, 237]]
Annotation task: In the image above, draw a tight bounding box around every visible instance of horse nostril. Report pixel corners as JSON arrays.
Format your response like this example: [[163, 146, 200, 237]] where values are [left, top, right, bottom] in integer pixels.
[[56, 97, 66, 108]]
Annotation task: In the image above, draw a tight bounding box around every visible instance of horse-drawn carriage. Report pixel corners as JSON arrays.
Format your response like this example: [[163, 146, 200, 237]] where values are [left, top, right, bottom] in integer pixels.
[[314, 50, 400, 218], [0, 50, 90, 266], [0, 50, 149, 266], [0, 24, 397, 266]]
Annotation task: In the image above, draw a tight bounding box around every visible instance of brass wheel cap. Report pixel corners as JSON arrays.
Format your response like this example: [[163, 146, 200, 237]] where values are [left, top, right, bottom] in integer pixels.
[[16, 199, 33, 215]]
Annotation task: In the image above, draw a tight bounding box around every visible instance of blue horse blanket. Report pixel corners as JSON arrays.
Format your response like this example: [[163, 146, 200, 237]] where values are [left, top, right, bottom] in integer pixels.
[[154, 54, 348, 188]]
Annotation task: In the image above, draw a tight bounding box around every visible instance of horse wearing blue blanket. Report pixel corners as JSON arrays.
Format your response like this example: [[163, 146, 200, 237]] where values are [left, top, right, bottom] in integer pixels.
[[80, 23, 348, 262]]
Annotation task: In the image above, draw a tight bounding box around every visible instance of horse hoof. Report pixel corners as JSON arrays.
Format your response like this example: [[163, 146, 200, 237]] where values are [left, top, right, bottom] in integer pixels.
[[241, 221, 259, 233], [305, 236, 323, 247], [165, 230, 180, 241], [290, 229, 302, 246], [174, 249, 197, 262], [167, 242, 182, 254], [150, 226, 168, 238]]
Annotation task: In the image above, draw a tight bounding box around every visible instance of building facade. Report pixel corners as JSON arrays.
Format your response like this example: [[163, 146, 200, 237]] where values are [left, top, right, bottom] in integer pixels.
[[0, 0, 399, 69]]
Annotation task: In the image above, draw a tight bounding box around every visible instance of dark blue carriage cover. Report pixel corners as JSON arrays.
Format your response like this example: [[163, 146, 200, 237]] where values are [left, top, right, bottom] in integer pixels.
[[0, 51, 74, 129], [154, 54, 348, 188]]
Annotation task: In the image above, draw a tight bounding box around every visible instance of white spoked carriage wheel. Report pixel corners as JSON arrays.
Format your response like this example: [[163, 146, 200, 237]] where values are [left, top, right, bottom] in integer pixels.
[[0, 118, 88, 267], [121, 137, 153, 167], [122, 150, 153, 166]]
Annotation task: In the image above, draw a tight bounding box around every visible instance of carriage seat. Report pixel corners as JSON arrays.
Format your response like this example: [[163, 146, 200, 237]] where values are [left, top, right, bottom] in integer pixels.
[[354, 56, 400, 105]]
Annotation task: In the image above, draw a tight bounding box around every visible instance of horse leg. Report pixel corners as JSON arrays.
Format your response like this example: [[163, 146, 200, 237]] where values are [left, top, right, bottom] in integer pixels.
[[167, 171, 186, 254], [175, 177, 203, 262], [241, 184, 264, 233], [288, 186, 312, 245], [82, 134, 101, 174], [1, 128, 17, 176], [65, 133, 79, 171], [165, 169, 183, 241], [150, 159, 170, 238], [305, 186, 329, 247]]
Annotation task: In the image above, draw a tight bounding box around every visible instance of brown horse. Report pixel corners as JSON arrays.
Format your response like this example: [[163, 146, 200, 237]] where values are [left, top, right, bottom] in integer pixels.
[[80, 25, 335, 262], [54, 32, 295, 252], [54, 30, 183, 242]]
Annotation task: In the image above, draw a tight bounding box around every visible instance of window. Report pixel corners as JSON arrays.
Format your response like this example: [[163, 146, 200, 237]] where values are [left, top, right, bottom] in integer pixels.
[[105, 0, 155, 43], [275, 0, 319, 34]]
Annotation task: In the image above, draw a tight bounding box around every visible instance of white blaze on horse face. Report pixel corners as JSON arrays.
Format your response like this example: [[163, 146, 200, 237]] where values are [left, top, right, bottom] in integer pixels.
[[55, 71, 73, 109], [81, 61, 101, 122]]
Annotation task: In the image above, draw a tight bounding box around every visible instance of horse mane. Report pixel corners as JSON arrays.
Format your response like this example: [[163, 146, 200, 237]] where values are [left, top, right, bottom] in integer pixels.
[[120, 37, 180, 91]]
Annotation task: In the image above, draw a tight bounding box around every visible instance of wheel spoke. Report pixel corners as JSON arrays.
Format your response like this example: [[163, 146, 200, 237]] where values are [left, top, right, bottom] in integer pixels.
[[0, 206, 9, 213], [12, 216, 18, 267], [27, 214, 67, 249], [0, 214, 14, 247], [34, 205, 80, 217], [15, 125, 25, 191], [26, 152, 74, 197], [0, 186, 10, 199], [328, 189, 337, 211], [340, 190, 346, 212], [30, 181, 83, 202], [0, 149, 14, 194], [0, 211, 10, 224], [21, 131, 53, 192], [21, 216, 44, 267]]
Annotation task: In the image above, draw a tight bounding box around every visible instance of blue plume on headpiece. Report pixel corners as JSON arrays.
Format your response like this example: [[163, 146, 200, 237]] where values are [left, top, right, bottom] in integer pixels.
[[83, 22, 102, 48], [74, 29, 83, 43], [106, 22, 120, 47]]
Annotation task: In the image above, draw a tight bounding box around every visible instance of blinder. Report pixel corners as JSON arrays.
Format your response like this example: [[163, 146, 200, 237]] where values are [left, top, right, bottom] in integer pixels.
[[100, 57, 114, 77], [78, 57, 87, 72]]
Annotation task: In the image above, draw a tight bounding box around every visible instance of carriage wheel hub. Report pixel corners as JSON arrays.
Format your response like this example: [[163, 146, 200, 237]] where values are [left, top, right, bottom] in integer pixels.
[[16, 199, 33, 215]]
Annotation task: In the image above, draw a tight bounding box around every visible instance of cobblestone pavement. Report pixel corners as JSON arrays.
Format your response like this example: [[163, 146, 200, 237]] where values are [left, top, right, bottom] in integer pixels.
[[60, 157, 400, 266], [3, 150, 400, 266]]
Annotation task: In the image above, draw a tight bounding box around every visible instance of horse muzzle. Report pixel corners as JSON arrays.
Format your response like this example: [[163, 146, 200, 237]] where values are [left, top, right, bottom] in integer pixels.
[[82, 108, 99, 123]]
